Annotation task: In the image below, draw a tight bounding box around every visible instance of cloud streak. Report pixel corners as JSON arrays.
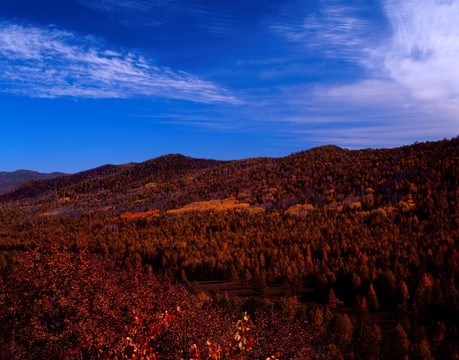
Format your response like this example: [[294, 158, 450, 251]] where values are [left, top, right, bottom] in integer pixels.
[[272, 3, 373, 60], [78, 0, 237, 35], [0, 22, 237, 103], [77, 0, 176, 27], [277, 76, 456, 145]]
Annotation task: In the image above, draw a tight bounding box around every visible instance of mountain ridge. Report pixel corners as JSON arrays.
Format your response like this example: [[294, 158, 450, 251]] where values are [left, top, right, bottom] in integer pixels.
[[0, 138, 456, 218]]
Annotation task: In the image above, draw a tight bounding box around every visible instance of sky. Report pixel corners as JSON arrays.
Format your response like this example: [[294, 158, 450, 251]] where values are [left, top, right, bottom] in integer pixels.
[[0, 0, 458, 173]]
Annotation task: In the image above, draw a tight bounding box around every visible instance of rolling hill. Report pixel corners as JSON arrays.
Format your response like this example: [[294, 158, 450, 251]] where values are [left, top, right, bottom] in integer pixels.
[[1, 138, 456, 220]]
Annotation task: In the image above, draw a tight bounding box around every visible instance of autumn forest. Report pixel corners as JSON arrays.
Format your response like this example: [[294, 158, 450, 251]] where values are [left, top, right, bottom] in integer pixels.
[[0, 138, 457, 359]]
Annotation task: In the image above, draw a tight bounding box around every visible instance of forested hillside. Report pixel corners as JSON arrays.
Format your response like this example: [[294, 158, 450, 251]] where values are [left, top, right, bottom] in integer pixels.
[[0, 138, 457, 359]]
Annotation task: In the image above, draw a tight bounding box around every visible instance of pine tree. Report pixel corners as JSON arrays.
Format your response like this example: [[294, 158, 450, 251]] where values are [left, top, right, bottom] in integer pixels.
[[360, 296, 369, 313], [328, 289, 339, 309], [400, 281, 410, 312], [242, 268, 251, 287], [367, 283, 380, 311], [229, 263, 239, 281]]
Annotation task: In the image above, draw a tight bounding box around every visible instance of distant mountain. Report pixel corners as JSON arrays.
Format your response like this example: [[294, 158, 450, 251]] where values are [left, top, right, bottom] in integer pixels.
[[0, 170, 67, 195]]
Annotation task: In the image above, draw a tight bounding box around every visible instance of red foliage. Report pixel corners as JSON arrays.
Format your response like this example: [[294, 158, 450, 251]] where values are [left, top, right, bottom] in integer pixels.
[[0, 246, 318, 359]]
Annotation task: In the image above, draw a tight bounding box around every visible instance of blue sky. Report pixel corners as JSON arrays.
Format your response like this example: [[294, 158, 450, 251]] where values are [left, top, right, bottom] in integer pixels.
[[0, 0, 458, 172]]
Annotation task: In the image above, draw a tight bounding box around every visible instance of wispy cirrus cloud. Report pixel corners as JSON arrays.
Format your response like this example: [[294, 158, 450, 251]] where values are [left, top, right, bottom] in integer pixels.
[[78, 0, 237, 35], [306, 80, 457, 146], [267, 77, 457, 149], [0, 22, 237, 102], [272, 2, 374, 60], [78, 0, 170, 13], [77, 0, 175, 27]]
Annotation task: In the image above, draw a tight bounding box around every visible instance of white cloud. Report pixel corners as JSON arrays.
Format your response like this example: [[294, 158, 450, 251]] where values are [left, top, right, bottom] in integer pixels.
[[313, 80, 414, 110], [377, 0, 459, 104], [0, 22, 237, 103], [313, 79, 458, 130]]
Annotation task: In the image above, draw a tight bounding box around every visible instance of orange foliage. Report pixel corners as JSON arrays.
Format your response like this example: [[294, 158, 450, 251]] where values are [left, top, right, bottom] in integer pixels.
[[121, 210, 160, 218]]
